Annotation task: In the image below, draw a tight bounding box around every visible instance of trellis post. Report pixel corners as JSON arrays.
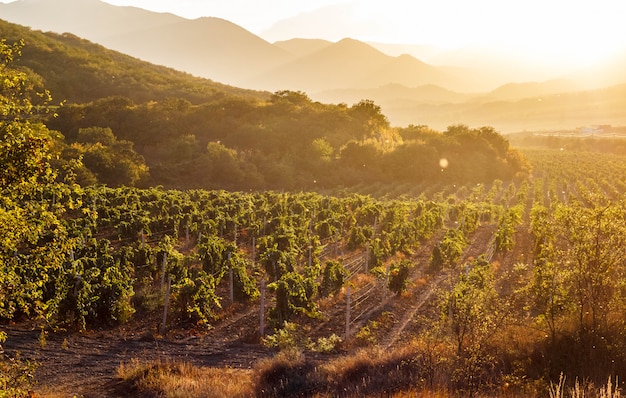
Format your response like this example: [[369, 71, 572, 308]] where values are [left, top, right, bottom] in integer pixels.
[[260, 279, 266, 337], [345, 286, 351, 341], [160, 275, 171, 335]]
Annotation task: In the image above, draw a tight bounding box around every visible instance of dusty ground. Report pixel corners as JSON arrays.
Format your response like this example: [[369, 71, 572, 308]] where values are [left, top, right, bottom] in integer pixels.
[[3, 309, 271, 397]]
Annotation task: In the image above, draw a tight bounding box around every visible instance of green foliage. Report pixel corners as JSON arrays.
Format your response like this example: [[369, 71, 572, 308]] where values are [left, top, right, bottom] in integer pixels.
[[346, 225, 373, 250], [268, 272, 319, 328], [57, 240, 136, 330], [230, 255, 260, 302], [495, 206, 522, 253], [313, 334, 343, 354], [355, 322, 379, 346], [174, 270, 221, 325], [0, 332, 37, 397], [319, 260, 348, 297], [529, 199, 626, 378], [49, 92, 527, 191], [72, 127, 149, 186], [0, 20, 265, 105], [441, 257, 504, 355], [430, 228, 466, 270], [262, 321, 312, 352], [388, 260, 412, 295], [196, 236, 233, 277], [0, 38, 77, 323]]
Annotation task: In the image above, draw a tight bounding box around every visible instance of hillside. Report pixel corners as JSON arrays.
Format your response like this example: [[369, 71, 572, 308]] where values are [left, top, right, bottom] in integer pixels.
[[0, 19, 269, 105], [0, 0, 295, 86], [314, 79, 626, 133], [100, 16, 295, 85], [273, 38, 334, 57]]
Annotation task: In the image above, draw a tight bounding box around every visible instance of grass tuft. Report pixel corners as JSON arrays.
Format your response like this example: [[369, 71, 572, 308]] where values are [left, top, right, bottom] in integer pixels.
[[117, 359, 254, 398]]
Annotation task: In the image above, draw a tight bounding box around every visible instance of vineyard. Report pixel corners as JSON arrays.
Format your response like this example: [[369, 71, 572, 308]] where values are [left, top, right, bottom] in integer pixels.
[[2, 37, 626, 398], [1, 144, 626, 397]]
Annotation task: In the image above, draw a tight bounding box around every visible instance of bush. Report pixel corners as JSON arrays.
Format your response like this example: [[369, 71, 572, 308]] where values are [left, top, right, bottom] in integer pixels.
[[388, 260, 412, 295], [0, 332, 37, 397], [319, 260, 347, 297]]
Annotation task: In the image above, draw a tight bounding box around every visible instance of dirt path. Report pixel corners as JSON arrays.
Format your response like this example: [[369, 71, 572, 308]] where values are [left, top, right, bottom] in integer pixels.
[[381, 224, 497, 349], [3, 311, 272, 397]]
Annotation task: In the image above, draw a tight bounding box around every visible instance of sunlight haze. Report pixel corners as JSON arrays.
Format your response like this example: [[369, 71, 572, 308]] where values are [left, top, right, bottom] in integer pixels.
[[0, 0, 623, 69], [98, 0, 626, 68]]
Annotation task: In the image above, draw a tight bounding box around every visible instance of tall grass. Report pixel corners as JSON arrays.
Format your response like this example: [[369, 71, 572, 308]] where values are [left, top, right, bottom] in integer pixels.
[[550, 374, 621, 398], [117, 359, 254, 398]]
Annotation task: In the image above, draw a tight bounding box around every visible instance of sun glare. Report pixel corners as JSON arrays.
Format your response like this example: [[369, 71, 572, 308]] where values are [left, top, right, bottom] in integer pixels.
[[358, 0, 626, 68]]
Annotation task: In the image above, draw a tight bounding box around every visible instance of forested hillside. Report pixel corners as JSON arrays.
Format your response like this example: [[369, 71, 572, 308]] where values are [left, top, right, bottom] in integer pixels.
[[0, 19, 529, 191], [0, 18, 268, 104]]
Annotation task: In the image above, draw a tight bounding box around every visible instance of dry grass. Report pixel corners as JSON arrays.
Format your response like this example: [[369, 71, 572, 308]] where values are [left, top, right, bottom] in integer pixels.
[[253, 341, 455, 397], [112, 343, 623, 398], [117, 358, 254, 398]]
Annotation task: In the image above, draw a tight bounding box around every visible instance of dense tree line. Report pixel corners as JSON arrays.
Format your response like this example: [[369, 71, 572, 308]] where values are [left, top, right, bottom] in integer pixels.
[[47, 93, 529, 190]]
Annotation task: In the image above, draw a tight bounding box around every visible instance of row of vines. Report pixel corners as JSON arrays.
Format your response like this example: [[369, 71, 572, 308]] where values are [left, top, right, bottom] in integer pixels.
[[2, 182, 505, 331], [3, 145, 626, 394]]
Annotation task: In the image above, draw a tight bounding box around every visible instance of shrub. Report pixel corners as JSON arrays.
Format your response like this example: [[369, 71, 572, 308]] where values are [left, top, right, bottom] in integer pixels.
[[388, 259, 412, 295], [319, 260, 347, 297]]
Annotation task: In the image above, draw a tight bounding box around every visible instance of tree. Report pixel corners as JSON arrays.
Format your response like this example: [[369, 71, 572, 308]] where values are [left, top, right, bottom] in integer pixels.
[[556, 202, 626, 338], [0, 41, 86, 392], [0, 38, 102, 328], [528, 201, 626, 379], [270, 90, 312, 107], [0, 39, 55, 188], [348, 100, 389, 140], [73, 126, 149, 186], [442, 257, 503, 355]]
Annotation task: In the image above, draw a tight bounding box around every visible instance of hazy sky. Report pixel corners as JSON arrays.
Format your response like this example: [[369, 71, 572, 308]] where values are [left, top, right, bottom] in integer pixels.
[[3, 0, 625, 67]]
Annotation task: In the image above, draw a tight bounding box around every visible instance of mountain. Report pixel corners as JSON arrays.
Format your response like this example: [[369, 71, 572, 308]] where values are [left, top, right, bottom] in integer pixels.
[[273, 38, 334, 57], [0, 0, 477, 93], [381, 83, 626, 132], [0, 18, 268, 104], [244, 38, 461, 93], [367, 42, 445, 62], [316, 84, 470, 106], [2, 0, 626, 132], [479, 79, 584, 102], [0, 0, 295, 86], [0, 0, 181, 39], [101, 16, 295, 85]]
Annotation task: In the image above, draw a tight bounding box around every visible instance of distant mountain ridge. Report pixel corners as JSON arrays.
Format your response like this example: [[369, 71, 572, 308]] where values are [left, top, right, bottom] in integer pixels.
[[0, 0, 295, 85], [243, 38, 466, 93], [0, 0, 480, 93], [1, 0, 626, 131], [0, 18, 268, 105]]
